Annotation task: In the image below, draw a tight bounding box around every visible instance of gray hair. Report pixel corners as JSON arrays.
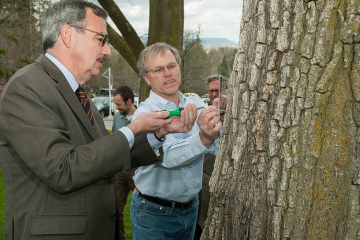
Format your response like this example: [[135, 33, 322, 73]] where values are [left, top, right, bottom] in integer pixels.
[[41, 0, 108, 51], [206, 75, 228, 90], [137, 42, 181, 76]]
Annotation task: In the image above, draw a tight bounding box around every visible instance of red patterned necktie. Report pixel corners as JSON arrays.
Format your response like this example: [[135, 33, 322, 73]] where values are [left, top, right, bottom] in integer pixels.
[[75, 86, 96, 132]]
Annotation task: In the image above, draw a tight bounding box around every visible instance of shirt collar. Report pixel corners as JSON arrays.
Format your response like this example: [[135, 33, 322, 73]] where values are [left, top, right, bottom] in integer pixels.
[[45, 52, 79, 92], [148, 90, 188, 110]]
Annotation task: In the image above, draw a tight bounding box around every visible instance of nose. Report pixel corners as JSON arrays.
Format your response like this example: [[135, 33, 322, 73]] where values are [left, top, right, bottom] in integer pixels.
[[163, 66, 172, 76], [102, 42, 111, 56]]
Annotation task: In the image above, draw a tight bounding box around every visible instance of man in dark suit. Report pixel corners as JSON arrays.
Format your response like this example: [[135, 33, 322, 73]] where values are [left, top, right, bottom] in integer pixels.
[[0, 1, 196, 239]]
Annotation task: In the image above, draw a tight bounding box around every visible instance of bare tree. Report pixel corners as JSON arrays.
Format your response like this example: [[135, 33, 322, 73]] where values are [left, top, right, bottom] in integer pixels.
[[0, 0, 49, 84], [97, 0, 184, 102], [203, 0, 360, 239], [181, 38, 211, 95]]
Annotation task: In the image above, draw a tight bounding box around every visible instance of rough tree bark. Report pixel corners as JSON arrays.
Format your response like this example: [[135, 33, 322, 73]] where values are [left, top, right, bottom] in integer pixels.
[[203, 0, 360, 239]]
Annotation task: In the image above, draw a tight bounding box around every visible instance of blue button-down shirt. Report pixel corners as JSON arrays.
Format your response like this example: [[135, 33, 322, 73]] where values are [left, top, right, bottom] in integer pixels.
[[132, 91, 218, 202], [112, 111, 132, 132]]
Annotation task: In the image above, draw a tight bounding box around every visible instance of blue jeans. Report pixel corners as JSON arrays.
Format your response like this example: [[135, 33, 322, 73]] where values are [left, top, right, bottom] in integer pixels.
[[131, 191, 199, 240]]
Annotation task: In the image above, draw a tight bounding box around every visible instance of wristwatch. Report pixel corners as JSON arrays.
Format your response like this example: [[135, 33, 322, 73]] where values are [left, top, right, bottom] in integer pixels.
[[154, 133, 166, 142]]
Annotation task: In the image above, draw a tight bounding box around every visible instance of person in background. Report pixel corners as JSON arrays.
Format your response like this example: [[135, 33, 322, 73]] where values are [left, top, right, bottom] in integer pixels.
[[130, 42, 222, 240], [111, 85, 138, 240], [206, 74, 227, 121], [193, 75, 228, 240], [0, 1, 191, 239]]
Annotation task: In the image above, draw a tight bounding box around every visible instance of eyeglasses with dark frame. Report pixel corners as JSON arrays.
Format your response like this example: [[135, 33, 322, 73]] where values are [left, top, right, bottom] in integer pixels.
[[146, 62, 178, 75], [70, 25, 109, 47], [208, 89, 220, 94]]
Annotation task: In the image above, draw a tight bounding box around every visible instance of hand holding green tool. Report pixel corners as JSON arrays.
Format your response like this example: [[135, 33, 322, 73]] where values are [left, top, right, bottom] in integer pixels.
[[166, 107, 204, 118]]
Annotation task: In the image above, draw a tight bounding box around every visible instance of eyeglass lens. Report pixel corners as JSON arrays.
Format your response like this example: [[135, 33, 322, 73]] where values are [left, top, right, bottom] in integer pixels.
[[208, 90, 219, 94]]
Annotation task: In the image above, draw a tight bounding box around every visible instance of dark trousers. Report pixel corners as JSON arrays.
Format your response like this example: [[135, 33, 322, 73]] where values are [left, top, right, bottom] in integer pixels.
[[193, 224, 203, 240], [115, 167, 138, 240]]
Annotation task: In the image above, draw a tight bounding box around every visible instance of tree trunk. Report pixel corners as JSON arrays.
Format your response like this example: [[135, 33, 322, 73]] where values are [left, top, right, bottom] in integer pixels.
[[98, 0, 184, 102], [141, 0, 184, 101], [203, 0, 360, 239]]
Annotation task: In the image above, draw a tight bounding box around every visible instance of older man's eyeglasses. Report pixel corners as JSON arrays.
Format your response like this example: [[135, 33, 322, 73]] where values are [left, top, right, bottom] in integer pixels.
[[146, 62, 178, 75], [208, 89, 219, 94], [71, 25, 109, 47]]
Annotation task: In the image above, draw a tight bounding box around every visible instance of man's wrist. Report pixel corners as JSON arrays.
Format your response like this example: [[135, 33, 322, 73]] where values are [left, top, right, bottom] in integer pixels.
[[154, 133, 166, 142], [199, 131, 215, 148]]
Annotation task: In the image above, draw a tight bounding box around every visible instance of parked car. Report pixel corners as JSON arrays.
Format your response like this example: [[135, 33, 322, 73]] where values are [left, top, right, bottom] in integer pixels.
[[201, 93, 210, 104], [97, 88, 115, 96], [183, 92, 201, 99], [91, 96, 111, 117], [0, 85, 4, 98]]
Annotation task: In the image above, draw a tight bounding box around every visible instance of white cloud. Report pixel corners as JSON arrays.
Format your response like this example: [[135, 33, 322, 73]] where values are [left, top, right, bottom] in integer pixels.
[[111, 0, 242, 42]]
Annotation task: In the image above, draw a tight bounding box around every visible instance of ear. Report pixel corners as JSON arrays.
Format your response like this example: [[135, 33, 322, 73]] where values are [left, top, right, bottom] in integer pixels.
[[60, 24, 74, 48], [143, 75, 151, 86]]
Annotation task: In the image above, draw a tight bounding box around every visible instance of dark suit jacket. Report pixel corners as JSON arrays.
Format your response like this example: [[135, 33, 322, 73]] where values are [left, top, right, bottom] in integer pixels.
[[0, 54, 160, 239]]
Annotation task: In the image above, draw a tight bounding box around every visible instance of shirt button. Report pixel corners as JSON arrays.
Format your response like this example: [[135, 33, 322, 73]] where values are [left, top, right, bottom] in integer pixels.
[[110, 214, 116, 221], [107, 179, 113, 184]]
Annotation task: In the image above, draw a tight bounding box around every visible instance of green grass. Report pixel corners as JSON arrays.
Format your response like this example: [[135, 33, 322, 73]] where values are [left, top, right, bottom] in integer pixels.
[[0, 169, 133, 239], [124, 192, 133, 239]]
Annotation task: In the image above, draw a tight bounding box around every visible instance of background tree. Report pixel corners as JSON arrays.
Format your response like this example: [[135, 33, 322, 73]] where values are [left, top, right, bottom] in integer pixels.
[[208, 46, 237, 77], [97, 0, 184, 102], [0, 0, 237, 100], [0, 0, 50, 85], [217, 55, 230, 78], [181, 28, 211, 95], [203, 0, 360, 239]]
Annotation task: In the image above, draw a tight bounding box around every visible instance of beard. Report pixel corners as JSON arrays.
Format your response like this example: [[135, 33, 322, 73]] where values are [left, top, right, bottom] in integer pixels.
[[119, 107, 129, 116]]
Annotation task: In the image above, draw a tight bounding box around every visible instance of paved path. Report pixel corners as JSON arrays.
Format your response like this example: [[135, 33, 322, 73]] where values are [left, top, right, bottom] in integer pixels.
[[103, 116, 114, 131]]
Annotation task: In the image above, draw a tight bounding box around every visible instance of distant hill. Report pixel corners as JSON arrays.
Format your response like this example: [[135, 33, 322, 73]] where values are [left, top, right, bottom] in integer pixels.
[[139, 37, 237, 47], [201, 38, 238, 47]]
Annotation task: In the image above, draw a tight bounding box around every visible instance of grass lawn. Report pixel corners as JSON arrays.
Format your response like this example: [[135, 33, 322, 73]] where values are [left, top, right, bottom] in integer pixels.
[[124, 192, 133, 239], [0, 169, 133, 239]]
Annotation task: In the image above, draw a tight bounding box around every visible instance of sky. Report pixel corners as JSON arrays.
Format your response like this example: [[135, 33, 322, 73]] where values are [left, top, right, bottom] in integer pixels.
[[111, 0, 243, 43]]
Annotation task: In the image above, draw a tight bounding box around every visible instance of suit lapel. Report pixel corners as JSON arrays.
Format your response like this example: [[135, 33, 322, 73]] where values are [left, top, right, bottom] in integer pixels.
[[36, 54, 99, 140]]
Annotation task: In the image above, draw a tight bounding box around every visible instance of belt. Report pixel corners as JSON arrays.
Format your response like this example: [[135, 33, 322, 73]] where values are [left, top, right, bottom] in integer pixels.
[[138, 191, 194, 210]]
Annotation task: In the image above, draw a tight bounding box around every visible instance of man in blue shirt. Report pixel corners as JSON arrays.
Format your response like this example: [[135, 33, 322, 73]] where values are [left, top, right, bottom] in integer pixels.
[[111, 85, 138, 240], [130, 42, 222, 240]]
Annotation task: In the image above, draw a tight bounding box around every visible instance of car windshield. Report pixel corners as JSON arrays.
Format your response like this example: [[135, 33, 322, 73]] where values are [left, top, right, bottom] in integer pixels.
[[91, 97, 105, 104], [184, 93, 200, 98]]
